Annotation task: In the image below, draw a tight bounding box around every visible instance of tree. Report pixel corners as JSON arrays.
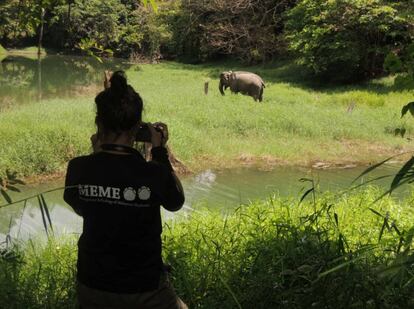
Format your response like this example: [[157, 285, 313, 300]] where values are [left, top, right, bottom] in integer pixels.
[[169, 0, 296, 63], [285, 0, 412, 82]]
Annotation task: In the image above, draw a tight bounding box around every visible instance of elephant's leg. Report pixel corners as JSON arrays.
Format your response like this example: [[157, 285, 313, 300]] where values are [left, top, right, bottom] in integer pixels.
[[249, 88, 259, 102], [259, 88, 264, 102]]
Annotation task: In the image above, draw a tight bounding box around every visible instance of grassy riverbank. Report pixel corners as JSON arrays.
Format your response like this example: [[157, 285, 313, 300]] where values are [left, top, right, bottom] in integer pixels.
[[1, 188, 414, 308], [0, 44, 6, 55], [7, 46, 47, 56], [1, 61, 414, 178]]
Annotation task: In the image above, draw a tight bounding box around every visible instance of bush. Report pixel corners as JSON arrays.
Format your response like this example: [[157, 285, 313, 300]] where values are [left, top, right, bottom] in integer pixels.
[[285, 0, 412, 82], [48, 0, 165, 60], [384, 43, 414, 88], [2, 189, 414, 308], [168, 0, 296, 63]]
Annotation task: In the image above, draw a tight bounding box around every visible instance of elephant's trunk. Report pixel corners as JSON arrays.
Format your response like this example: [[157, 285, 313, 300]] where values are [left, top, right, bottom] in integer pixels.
[[219, 79, 225, 95]]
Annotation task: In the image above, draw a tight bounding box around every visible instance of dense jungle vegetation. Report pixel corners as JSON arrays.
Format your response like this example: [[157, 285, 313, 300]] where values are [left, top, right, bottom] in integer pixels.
[[1, 1, 414, 308], [1, 0, 413, 82]]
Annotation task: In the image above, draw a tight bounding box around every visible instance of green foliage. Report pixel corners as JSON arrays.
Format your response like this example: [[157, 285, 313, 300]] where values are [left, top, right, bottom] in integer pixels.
[[381, 102, 414, 200], [49, 0, 163, 59], [0, 1, 34, 43], [384, 43, 414, 89], [2, 189, 414, 307], [1, 0, 412, 83], [77, 38, 113, 63], [0, 238, 78, 308], [51, 0, 127, 53], [0, 0, 161, 59], [285, 0, 413, 82], [164, 190, 414, 307], [384, 53, 404, 74]]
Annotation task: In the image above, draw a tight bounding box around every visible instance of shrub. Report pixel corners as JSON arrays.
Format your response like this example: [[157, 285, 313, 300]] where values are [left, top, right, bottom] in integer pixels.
[[169, 0, 296, 63], [285, 0, 412, 82], [384, 43, 414, 88], [2, 189, 414, 308], [49, 0, 164, 60]]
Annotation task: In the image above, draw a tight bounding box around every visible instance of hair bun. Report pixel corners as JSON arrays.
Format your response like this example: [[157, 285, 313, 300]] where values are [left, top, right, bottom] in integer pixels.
[[110, 71, 128, 95]]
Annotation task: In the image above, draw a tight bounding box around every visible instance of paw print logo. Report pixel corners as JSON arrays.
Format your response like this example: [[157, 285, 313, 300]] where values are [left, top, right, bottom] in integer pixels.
[[123, 187, 136, 201], [138, 186, 151, 200]]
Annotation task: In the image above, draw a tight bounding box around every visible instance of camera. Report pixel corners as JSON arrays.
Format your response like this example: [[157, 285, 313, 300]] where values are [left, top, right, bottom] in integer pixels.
[[136, 123, 162, 142]]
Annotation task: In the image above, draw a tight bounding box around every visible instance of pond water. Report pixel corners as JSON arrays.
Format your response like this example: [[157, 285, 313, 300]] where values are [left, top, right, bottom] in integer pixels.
[[0, 54, 133, 108], [0, 164, 409, 244]]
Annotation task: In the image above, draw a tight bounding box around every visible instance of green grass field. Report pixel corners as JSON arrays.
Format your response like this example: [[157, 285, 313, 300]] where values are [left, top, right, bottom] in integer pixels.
[[0, 61, 413, 178], [0, 44, 6, 55], [2, 188, 414, 308], [7, 46, 46, 55]]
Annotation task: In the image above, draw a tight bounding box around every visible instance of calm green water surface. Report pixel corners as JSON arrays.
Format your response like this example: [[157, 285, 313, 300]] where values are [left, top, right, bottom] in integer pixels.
[[0, 54, 133, 108]]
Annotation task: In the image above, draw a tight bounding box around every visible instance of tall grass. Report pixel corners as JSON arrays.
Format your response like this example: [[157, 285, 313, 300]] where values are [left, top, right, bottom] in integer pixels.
[[2, 188, 414, 308], [1, 61, 413, 177], [0, 99, 93, 177], [0, 238, 78, 309]]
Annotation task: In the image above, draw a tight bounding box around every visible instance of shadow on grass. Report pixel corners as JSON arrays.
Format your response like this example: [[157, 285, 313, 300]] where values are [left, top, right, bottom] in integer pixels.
[[160, 59, 413, 96]]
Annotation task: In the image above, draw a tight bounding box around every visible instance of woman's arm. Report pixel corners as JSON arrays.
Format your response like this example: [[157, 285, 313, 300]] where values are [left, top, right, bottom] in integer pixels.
[[147, 122, 185, 211], [151, 147, 185, 211]]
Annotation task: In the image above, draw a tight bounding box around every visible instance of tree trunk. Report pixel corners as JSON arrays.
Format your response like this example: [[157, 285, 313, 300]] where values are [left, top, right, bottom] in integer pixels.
[[67, 1, 72, 24], [38, 8, 45, 56], [66, 1, 72, 47]]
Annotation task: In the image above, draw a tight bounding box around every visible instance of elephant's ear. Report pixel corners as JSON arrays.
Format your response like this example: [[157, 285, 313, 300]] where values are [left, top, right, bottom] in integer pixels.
[[220, 72, 229, 81]]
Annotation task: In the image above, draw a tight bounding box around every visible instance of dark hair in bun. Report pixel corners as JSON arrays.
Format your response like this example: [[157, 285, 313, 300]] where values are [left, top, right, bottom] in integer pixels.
[[95, 70, 143, 134]]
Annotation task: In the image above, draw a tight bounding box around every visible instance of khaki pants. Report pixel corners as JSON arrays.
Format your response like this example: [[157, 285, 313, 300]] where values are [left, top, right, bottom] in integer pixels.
[[77, 274, 188, 309]]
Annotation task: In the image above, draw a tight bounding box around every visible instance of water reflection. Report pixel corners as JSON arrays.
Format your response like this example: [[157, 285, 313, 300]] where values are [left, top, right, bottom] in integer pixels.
[[0, 201, 81, 246], [0, 55, 133, 109]]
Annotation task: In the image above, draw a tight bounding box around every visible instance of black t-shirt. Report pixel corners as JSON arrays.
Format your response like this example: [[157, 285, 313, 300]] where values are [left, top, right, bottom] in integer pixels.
[[63, 145, 184, 293]]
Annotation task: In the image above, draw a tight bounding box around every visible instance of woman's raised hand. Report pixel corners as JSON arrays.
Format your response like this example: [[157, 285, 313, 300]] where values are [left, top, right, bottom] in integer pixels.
[[148, 122, 168, 147]]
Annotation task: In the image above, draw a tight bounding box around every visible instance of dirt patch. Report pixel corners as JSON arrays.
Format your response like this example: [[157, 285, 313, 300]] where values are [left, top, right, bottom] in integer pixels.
[[16, 139, 414, 184], [67, 84, 102, 97], [23, 170, 66, 185], [337, 139, 413, 164]]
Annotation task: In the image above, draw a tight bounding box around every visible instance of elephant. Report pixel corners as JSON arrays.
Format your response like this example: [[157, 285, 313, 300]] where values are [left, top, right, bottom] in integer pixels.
[[219, 71, 265, 102]]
